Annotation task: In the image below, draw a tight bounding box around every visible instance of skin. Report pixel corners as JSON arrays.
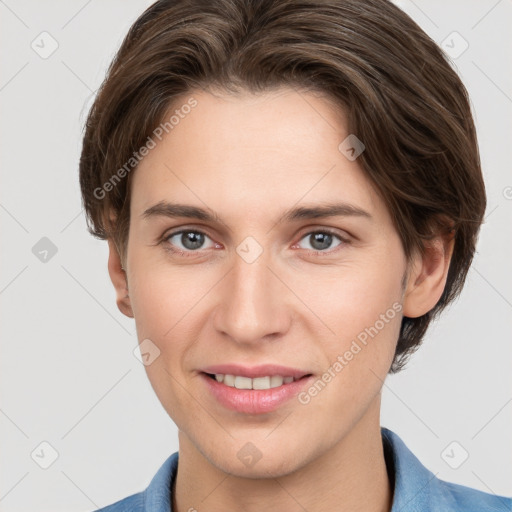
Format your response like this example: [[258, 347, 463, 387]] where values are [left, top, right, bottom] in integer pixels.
[[107, 87, 454, 512]]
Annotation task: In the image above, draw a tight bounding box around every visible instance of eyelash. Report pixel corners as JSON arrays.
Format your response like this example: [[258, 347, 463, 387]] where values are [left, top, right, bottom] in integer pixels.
[[160, 228, 350, 258]]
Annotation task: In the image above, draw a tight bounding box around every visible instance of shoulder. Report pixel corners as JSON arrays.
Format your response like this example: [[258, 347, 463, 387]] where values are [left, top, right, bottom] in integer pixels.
[[94, 492, 144, 512], [433, 479, 512, 512], [91, 452, 179, 512], [381, 427, 511, 512]]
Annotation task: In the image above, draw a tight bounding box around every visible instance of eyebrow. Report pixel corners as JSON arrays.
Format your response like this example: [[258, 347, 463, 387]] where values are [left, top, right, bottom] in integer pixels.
[[141, 201, 220, 222], [141, 200, 372, 224], [279, 202, 372, 223]]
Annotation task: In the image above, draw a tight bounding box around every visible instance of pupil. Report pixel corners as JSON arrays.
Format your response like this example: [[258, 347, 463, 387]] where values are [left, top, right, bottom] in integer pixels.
[[182, 231, 204, 250], [311, 233, 332, 250]]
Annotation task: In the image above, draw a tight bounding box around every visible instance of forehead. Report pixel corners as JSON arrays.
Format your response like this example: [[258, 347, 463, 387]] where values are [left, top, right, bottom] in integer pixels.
[[131, 87, 384, 222]]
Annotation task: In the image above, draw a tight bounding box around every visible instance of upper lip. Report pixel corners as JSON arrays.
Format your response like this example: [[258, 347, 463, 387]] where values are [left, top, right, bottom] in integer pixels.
[[200, 364, 311, 379]]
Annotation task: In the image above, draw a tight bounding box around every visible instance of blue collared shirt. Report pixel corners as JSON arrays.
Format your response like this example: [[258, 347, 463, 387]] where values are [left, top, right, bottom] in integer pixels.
[[93, 427, 511, 511]]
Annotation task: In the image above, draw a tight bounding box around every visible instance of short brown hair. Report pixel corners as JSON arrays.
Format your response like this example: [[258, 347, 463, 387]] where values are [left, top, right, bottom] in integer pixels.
[[79, 0, 486, 372]]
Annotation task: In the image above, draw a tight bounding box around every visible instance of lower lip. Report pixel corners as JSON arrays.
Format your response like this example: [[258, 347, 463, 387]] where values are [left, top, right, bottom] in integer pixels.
[[201, 373, 313, 414]]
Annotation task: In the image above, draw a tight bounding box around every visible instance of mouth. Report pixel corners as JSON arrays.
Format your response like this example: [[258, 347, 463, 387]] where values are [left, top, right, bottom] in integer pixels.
[[203, 372, 310, 390], [199, 364, 314, 414]]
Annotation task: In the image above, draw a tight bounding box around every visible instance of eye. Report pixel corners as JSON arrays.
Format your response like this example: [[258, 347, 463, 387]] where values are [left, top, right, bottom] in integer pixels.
[[295, 230, 346, 252], [164, 230, 216, 252]]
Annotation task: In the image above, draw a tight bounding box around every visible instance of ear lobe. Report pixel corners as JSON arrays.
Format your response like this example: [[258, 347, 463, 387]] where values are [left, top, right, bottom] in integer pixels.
[[107, 239, 134, 319], [402, 232, 455, 319]]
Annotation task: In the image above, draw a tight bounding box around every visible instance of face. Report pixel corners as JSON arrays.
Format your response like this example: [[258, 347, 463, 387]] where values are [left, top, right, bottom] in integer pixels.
[[118, 87, 411, 477]]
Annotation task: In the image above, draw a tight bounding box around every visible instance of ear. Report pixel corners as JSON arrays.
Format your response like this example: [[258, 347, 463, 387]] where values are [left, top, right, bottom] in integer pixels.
[[107, 239, 134, 318], [402, 231, 455, 318]]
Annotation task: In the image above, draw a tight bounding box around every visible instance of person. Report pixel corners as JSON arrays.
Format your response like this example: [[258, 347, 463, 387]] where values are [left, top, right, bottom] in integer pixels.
[[79, 0, 511, 510]]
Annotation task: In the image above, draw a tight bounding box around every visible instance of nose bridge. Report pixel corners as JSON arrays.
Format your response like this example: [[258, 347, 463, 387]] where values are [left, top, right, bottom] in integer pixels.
[[213, 249, 289, 343]]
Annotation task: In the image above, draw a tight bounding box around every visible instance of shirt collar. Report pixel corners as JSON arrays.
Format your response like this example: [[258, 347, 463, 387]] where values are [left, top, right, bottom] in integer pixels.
[[382, 427, 437, 511], [142, 450, 178, 511]]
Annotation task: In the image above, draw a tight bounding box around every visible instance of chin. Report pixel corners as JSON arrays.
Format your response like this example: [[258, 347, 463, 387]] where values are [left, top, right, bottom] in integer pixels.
[[219, 455, 302, 479], [201, 440, 307, 479]]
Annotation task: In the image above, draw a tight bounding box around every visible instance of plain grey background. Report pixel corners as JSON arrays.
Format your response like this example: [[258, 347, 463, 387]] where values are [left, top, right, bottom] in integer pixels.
[[1, 1, 511, 510]]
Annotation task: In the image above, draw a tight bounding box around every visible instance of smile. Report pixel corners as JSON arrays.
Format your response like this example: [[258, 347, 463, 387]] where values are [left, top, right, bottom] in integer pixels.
[[209, 373, 298, 390], [200, 366, 314, 414]]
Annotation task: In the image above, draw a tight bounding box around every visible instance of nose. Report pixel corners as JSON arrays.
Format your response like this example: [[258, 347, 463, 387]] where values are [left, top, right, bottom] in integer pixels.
[[212, 251, 292, 345]]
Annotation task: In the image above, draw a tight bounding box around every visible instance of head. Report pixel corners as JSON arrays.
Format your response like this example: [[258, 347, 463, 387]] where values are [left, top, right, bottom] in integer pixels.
[[79, 0, 485, 477]]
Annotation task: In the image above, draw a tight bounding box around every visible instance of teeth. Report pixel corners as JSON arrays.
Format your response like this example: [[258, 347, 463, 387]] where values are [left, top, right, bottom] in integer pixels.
[[270, 375, 284, 388], [252, 376, 270, 390], [234, 376, 252, 389], [213, 374, 298, 390], [223, 374, 235, 387]]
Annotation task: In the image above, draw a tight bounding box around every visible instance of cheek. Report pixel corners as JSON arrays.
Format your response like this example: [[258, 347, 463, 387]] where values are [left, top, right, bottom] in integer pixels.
[[127, 265, 212, 426], [296, 257, 403, 336], [128, 260, 214, 339], [288, 252, 405, 377], [293, 267, 403, 432]]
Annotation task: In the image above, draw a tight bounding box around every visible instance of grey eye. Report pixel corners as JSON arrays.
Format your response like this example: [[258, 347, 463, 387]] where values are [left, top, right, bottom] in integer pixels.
[[167, 230, 214, 251], [298, 232, 342, 251]]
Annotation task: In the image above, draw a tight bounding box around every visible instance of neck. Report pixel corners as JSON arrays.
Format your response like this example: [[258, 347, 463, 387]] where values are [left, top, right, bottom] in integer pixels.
[[174, 396, 392, 512]]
